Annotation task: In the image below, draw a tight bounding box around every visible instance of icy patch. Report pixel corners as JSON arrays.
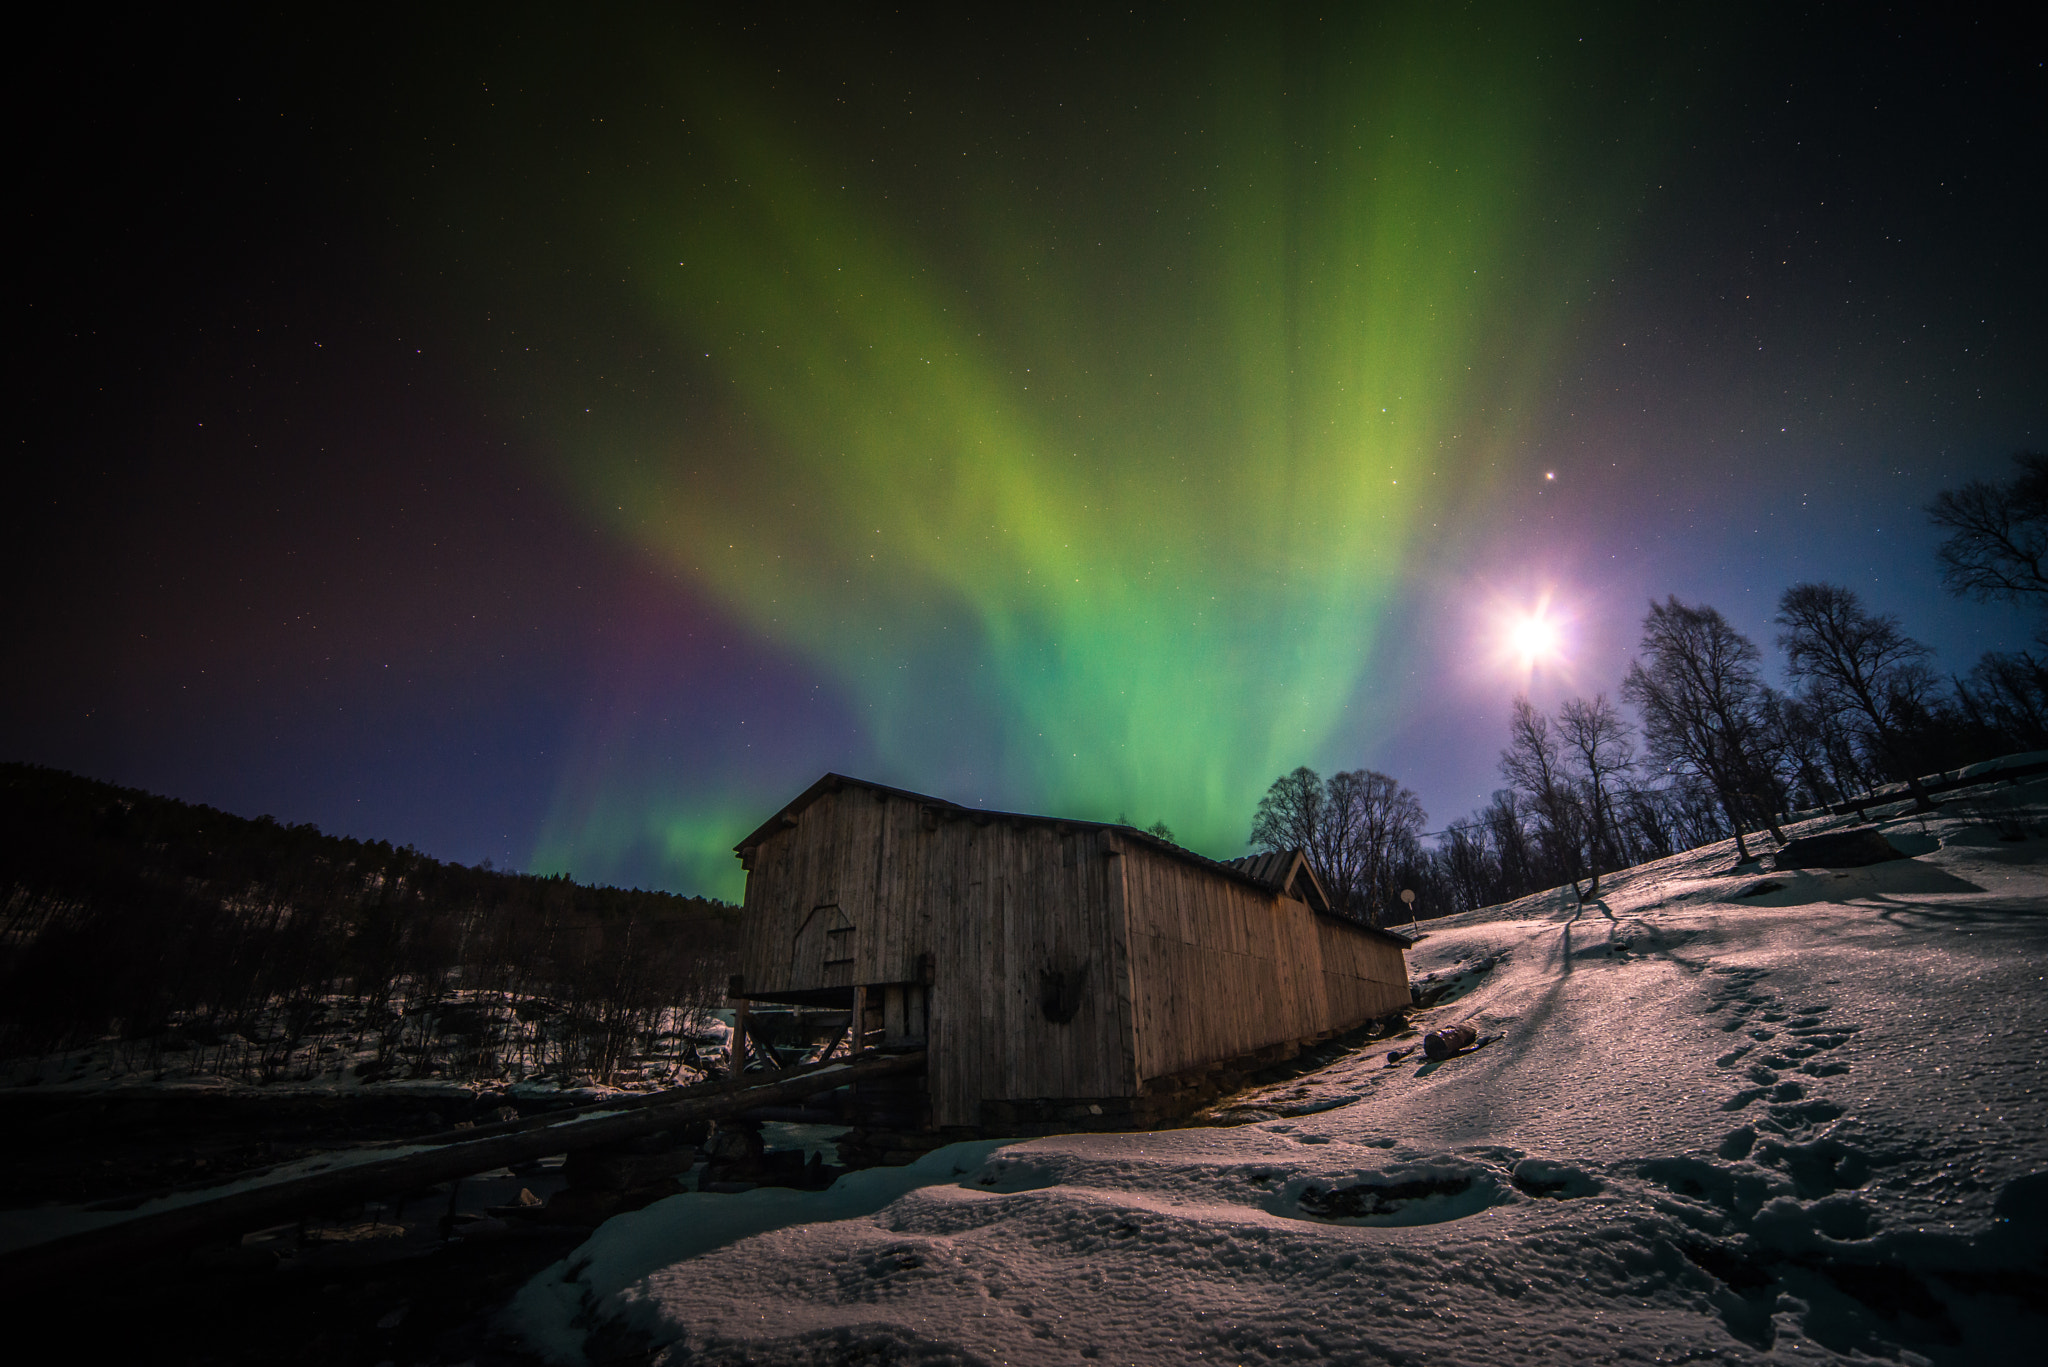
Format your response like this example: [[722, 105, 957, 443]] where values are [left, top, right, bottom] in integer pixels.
[[1294, 1166, 1506, 1225]]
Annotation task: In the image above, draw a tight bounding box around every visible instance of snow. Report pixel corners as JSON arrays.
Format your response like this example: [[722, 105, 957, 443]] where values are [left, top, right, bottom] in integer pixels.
[[506, 797, 2047, 1364]]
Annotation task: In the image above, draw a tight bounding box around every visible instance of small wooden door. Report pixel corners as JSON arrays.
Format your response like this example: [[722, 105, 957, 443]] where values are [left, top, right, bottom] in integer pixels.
[[791, 904, 858, 988]]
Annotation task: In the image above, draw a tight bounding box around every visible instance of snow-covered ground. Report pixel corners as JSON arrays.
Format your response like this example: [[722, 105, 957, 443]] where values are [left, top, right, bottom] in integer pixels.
[[506, 798, 2047, 1365]]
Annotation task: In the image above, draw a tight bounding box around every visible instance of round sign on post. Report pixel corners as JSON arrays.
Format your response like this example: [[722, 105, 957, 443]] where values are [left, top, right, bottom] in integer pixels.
[[1400, 888, 1417, 925]]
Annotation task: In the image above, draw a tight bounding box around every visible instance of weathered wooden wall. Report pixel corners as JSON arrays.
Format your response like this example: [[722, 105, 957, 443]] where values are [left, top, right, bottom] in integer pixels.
[[1120, 841, 1408, 1085], [920, 815, 1134, 1128], [1312, 915, 1412, 1028], [740, 785, 892, 993], [741, 782, 1407, 1128], [740, 787, 1136, 1127]]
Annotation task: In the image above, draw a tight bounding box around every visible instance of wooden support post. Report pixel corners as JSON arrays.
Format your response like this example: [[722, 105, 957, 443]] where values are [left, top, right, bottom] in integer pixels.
[[729, 997, 749, 1089], [815, 1020, 849, 1063], [883, 985, 908, 1045], [851, 985, 867, 1054], [745, 1017, 786, 1071]]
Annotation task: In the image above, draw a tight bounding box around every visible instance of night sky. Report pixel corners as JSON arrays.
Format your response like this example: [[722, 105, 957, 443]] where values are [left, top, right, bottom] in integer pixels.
[[10, 7, 2043, 901]]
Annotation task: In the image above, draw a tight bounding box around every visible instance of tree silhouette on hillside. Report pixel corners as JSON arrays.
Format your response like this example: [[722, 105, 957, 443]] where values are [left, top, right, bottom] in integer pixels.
[[1929, 452, 2048, 609]]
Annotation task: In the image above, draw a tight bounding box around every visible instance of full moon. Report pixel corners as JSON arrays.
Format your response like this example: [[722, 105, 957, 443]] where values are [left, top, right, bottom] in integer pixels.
[[1507, 611, 1562, 668]]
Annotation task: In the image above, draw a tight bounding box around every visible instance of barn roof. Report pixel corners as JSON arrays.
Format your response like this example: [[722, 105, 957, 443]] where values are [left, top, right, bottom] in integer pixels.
[[735, 772, 1411, 947], [1220, 849, 1337, 916]]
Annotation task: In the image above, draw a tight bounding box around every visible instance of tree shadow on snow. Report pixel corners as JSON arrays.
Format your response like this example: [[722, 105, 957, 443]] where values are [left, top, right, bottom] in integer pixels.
[[1726, 860, 1984, 908], [1871, 894, 2048, 935]]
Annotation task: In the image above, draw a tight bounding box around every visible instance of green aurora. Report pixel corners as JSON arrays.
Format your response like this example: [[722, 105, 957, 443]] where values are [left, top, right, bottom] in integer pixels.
[[418, 11, 1678, 896]]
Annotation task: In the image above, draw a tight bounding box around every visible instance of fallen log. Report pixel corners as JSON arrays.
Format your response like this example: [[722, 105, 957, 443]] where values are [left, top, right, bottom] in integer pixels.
[[0, 1048, 925, 1287], [331, 1050, 865, 1156]]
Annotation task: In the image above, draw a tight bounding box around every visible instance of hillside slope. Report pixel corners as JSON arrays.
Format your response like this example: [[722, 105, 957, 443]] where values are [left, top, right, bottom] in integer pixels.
[[1, 763, 737, 1086], [507, 792, 2048, 1365]]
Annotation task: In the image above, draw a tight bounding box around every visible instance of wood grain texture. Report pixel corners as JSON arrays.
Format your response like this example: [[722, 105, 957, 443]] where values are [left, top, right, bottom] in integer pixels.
[[1117, 840, 1407, 1084], [737, 783, 1407, 1126]]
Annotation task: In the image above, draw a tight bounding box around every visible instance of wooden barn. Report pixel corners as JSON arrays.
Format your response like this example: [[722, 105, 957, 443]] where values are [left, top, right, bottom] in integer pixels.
[[731, 774, 1411, 1131]]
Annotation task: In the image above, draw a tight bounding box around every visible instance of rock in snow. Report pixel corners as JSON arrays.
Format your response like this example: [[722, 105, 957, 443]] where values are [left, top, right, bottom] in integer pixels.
[[1771, 827, 1910, 871], [504, 802, 2048, 1365]]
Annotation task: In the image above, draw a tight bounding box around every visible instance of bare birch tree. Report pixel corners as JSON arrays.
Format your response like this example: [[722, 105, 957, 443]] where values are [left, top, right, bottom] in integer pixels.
[[1346, 770, 1427, 923], [1557, 694, 1634, 895], [1775, 582, 1938, 806], [1500, 696, 1588, 893], [1621, 597, 1785, 862], [1928, 452, 2048, 609], [1250, 765, 1425, 923]]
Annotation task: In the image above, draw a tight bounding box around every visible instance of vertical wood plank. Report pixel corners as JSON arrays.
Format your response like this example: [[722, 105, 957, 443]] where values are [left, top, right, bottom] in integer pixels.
[[737, 779, 1408, 1119], [728, 997, 749, 1089]]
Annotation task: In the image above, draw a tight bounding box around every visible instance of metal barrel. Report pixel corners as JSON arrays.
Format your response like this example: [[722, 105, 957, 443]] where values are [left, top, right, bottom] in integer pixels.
[[1422, 1023, 1477, 1059]]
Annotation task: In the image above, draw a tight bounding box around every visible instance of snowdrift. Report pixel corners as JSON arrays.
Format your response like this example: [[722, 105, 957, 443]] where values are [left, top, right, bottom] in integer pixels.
[[506, 799, 2048, 1365]]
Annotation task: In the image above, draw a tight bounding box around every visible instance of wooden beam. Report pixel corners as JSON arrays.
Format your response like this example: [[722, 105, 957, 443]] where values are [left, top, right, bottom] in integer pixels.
[[814, 1020, 850, 1062], [728, 997, 749, 1089], [744, 1017, 787, 1071]]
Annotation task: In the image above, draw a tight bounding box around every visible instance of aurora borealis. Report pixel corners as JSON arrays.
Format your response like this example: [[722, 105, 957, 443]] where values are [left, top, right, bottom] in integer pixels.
[[10, 7, 2044, 899], [480, 10, 1661, 885]]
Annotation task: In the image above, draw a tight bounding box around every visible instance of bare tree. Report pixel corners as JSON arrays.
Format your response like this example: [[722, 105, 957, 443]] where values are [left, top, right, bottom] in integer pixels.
[[1779, 687, 1873, 802], [1957, 650, 2048, 750], [1621, 597, 1785, 862], [1928, 452, 2048, 608], [1500, 697, 1588, 893], [1316, 771, 1374, 910], [1770, 692, 1851, 809], [1249, 766, 1329, 869], [1928, 454, 2048, 766], [1774, 582, 1938, 799], [1557, 695, 1634, 895], [1434, 821, 1499, 913], [1670, 775, 1735, 850], [1249, 765, 1425, 923], [1346, 771, 1427, 923], [1618, 786, 1677, 862], [1480, 789, 1538, 895]]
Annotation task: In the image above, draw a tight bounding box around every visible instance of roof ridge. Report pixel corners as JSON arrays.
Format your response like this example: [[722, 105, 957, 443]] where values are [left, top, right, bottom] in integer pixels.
[[733, 773, 1409, 947]]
